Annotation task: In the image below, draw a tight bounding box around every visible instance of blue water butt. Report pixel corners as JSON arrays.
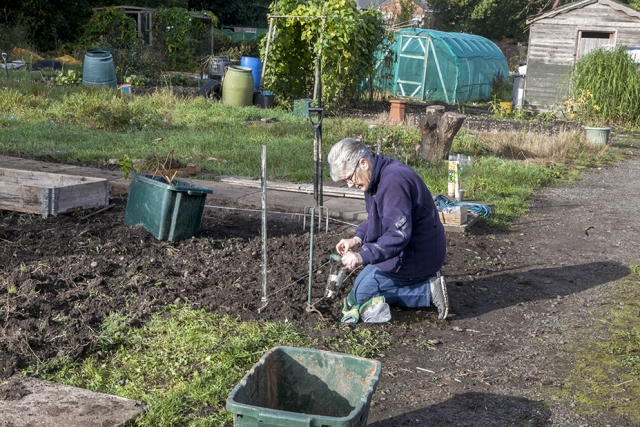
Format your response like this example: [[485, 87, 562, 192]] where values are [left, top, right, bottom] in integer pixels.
[[83, 49, 117, 89], [240, 56, 262, 91]]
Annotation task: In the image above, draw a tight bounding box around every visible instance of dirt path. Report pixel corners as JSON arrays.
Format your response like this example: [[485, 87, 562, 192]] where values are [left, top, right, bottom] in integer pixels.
[[368, 150, 640, 426], [1, 149, 639, 426]]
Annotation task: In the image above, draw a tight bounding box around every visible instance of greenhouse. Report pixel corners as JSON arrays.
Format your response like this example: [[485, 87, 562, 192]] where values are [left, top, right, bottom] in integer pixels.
[[375, 28, 508, 104]]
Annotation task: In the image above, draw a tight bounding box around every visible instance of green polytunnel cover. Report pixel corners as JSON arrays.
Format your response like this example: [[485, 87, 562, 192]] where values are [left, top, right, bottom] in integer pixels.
[[373, 28, 508, 104]]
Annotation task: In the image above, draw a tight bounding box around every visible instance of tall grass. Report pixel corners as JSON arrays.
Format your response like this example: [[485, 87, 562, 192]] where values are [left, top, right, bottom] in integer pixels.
[[570, 47, 640, 128]]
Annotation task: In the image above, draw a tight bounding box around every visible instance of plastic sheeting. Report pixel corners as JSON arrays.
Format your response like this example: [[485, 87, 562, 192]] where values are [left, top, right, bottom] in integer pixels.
[[374, 29, 508, 104]]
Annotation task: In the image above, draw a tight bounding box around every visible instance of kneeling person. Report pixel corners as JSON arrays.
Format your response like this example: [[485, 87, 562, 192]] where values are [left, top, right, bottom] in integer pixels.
[[328, 138, 448, 321]]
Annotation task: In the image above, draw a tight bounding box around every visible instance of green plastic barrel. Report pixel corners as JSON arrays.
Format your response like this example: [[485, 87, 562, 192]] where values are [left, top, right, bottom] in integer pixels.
[[222, 66, 254, 107], [82, 49, 117, 89]]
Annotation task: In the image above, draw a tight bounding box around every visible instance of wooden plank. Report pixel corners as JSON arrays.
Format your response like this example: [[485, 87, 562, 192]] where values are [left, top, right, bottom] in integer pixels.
[[220, 177, 365, 199], [57, 180, 110, 215], [0, 185, 46, 214], [0, 168, 107, 187], [0, 168, 109, 217], [442, 212, 479, 233], [438, 205, 468, 225]]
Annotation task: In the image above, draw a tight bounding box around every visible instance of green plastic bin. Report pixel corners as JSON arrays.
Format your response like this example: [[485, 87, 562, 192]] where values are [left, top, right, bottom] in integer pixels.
[[124, 173, 212, 242], [293, 99, 314, 118], [226, 346, 381, 427]]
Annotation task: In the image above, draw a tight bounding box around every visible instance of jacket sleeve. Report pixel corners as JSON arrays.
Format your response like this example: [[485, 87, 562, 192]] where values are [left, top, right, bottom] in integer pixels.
[[359, 180, 413, 266]]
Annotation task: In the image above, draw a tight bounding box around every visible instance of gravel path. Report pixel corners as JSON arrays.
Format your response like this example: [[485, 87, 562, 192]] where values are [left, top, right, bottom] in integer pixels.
[[369, 149, 640, 427]]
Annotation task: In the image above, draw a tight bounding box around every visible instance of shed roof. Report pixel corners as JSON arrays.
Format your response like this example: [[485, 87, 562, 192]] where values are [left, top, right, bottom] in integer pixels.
[[526, 0, 640, 25]]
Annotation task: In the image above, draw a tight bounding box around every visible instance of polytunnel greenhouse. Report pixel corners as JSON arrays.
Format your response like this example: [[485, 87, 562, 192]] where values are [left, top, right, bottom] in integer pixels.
[[374, 28, 508, 104]]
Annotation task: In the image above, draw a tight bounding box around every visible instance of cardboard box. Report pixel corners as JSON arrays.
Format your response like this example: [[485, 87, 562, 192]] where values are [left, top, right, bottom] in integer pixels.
[[438, 205, 468, 225]]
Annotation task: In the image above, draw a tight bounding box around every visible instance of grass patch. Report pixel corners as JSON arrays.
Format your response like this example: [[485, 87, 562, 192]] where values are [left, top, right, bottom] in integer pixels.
[[25, 305, 308, 426], [24, 304, 396, 426], [554, 269, 640, 422], [324, 327, 393, 359]]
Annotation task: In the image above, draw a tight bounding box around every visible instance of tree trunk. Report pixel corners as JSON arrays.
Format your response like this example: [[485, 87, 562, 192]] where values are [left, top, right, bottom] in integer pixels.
[[417, 106, 466, 162]]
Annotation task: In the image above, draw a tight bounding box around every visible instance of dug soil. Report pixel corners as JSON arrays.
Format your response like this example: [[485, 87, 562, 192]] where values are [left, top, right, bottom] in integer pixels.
[[2, 144, 640, 426]]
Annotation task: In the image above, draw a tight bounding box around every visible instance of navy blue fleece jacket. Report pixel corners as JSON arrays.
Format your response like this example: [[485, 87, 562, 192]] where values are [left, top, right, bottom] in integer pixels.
[[355, 155, 446, 278]]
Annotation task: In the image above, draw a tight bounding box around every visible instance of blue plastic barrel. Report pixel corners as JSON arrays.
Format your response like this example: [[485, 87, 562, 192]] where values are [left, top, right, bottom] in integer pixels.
[[82, 49, 117, 89], [240, 56, 262, 91]]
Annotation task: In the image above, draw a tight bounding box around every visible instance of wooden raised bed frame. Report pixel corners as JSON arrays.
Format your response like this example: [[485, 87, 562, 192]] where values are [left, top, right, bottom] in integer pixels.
[[0, 168, 109, 218]]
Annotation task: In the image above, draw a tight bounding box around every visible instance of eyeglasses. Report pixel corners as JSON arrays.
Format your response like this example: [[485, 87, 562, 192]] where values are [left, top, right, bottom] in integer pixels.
[[342, 163, 359, 184]]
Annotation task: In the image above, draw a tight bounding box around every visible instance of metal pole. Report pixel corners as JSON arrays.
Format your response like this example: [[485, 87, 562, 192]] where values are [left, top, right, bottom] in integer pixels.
[[260, 145, 268, 309], [260, 17, 275, 91], [312, 15, 326, 104], [307, 207, 315, 308], [308, 107, 324, 209]]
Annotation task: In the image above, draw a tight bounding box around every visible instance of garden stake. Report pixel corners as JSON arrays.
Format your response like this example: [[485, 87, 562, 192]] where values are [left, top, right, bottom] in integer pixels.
[[259, 145, 268, 312], [307, 207, 315, 309]]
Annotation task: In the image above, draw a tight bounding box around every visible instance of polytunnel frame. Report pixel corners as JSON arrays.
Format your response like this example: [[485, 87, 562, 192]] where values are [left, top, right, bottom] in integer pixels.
[[393, 32, 451, 103]]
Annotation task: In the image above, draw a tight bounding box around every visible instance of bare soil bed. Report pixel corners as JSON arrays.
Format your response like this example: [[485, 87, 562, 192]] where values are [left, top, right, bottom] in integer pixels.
[[1, 118, 640, 426]]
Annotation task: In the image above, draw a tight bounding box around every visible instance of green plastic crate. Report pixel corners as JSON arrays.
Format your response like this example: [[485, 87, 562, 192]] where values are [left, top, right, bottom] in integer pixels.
[[293, 98, 314, 117], [124, 173, 212, 242], [226, 346, 381, 427]]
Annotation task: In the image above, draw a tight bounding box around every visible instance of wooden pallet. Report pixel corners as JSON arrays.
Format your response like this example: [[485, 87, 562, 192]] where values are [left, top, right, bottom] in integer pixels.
[[0, 168, 109, 217]]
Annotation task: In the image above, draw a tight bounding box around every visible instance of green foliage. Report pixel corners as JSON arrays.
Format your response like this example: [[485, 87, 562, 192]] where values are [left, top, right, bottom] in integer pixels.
[[81, 8, 137, 50], [118, 154, 134, 179], [512, 107, 533, 121], [153, 7, 197, 70], [567, 47, 640, 128], [190, 0, 271, 27], [0, 22, 32, 53], [54, 70, 82, 85], [161, 73, 187, 86], [426, 0, 536, 42], [396, 0, 415, 26], [263, 0, 387, 107], [490, 73, 513, 102], [609, 330, 640, 376], [488, 96, 512, 119], [325, 327, 392, 359], [557, 276, 640, 422], [124, 74, 150, 87], [0, 0, 92, 52], [118, 39, 162, 81]]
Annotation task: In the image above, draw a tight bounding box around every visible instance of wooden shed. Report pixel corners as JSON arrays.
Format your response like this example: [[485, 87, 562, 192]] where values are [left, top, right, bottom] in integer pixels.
[[524, 0, 640, 110]]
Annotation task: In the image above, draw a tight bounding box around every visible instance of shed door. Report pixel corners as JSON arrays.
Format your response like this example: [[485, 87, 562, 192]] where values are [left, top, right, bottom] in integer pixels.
[[394, 35, 430, 100], [578, 31, 615, 59]]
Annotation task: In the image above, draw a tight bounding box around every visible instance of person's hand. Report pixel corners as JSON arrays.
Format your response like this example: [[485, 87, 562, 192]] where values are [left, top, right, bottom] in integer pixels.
[[335, 237, 361, 256], [341, 251, 362, 270]]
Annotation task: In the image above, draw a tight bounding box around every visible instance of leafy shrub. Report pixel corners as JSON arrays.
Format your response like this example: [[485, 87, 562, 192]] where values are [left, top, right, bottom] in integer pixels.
[[124, 74, 150, 86], [54, 70, 82, 85], [153, 7, 197, 71], [81, 8, 137, 50], [567, 47, 640, 128], [263, 0, 386, 107], [490, 72, 513, 102]]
